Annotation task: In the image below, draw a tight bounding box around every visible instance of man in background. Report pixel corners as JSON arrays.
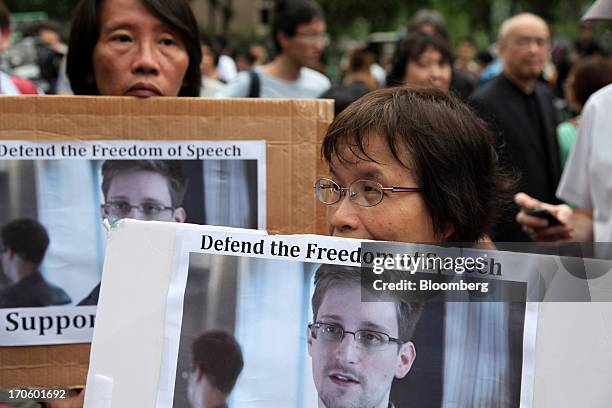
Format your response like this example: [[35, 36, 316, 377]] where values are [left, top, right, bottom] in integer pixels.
[[200, 34, 226, 97], [79, 160, 188, 305], [0, 218, 71, 308], [471, 13, 561, 242], [220, 0, 330, 98], [187, 330, 244, 408]]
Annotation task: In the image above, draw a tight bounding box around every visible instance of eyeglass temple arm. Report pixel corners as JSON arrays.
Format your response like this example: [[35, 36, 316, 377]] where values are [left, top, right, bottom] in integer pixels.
[[381, 187, 423, 192]]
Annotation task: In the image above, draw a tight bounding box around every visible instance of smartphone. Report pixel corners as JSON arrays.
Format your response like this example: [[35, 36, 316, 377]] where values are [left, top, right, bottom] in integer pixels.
[[524, 207, 561, 226]]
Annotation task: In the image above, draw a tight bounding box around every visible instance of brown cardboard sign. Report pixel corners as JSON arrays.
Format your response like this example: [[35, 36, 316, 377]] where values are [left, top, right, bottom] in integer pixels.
[[0, 96, 333, 388]]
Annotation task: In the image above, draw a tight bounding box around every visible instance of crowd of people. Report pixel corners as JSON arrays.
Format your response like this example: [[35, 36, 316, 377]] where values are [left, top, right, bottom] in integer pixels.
[[0, 1, 609, 245], [1, 0, 612, 406]]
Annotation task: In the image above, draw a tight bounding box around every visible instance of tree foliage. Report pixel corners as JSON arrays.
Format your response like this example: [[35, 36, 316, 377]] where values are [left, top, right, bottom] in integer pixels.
[[4, 0, 80, 23], [317, 0, 595, 46]]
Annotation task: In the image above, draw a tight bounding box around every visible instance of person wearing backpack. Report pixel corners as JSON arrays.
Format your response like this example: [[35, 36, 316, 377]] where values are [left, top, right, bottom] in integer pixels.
[[219, 0, 330, 99]]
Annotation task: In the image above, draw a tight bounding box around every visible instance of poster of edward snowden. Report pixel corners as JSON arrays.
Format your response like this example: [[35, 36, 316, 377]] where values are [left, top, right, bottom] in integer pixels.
[[157, 230, 537, 408], [0, 140, 265, 346]]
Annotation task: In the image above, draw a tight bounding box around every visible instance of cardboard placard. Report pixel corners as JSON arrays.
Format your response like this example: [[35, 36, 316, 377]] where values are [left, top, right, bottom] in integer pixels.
[[0, 96, 333, 388]]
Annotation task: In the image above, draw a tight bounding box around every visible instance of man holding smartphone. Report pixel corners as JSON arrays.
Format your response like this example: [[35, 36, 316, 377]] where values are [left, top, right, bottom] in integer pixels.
[[515, 0, 611, 243]]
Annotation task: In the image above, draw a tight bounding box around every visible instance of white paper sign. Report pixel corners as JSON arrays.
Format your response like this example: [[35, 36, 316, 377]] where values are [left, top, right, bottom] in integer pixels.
[[154, 228, 538, 408], [0, 140, 266, 346], [0, 306, 96, 346]]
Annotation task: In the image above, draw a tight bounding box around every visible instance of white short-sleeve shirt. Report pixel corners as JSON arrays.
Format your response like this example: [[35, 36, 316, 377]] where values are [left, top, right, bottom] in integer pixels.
[[219, 65, 331, 99], [557, 84, 612, 241]]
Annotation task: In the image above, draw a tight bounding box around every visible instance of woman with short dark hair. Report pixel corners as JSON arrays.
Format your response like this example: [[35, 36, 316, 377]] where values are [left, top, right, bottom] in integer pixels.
[[318, 85, 512, 243], [387, 32, 453, 92], [315, 85, 518, 408], [67, 0, 202, 97]]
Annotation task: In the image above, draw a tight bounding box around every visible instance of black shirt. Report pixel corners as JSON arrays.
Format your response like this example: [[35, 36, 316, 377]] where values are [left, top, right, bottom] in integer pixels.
[[470, 73, 561, 241], [0, 271, 71, 308]]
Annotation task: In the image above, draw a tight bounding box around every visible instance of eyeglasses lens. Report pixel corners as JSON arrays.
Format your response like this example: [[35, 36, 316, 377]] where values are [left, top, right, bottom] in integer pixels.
[[351, 180, 383, 207], [316, 179, 340, 204]]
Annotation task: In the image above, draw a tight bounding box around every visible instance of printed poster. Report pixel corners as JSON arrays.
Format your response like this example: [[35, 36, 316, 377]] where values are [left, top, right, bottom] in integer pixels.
[[155, 229, 542, 408], [0, 140, 266, 346]]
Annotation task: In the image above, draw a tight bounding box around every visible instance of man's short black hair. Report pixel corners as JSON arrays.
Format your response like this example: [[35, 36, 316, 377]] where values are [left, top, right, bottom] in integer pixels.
[[0, 0, 10, 31], [192, 330, 244, 395], [200, 33, 222, 67], [67, 0, 202, 96], [311, 264, 422, 342], [1, 219, 50, 265], [101, 160, 188, 208], [271, 0, 324, 53], [387, 32, 454, 87], [22, 21, 61, 38]]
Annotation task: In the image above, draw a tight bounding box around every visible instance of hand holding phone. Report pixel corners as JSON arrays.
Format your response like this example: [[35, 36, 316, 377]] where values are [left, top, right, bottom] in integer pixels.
[[524, 207, 561, 226]]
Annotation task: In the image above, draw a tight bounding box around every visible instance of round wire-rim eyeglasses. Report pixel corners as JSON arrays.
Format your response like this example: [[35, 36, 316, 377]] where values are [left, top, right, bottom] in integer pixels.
[[314, 177, 422, 207]]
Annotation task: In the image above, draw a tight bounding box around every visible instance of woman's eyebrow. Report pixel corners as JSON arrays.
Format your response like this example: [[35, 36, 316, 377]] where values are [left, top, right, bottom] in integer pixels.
[[350, 165, 385, 182], [355, 169, 383, 179], [102, 21, 137, 33], [329, 167, 386, 184]]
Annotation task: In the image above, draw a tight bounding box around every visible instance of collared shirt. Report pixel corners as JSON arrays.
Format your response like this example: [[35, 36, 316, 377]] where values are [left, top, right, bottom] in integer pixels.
[[557, 84, 612, 241]]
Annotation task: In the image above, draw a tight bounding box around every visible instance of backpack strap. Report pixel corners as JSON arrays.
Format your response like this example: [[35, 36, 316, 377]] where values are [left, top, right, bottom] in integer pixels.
[[247, 70, 260, 98], [11, 76, 39, 95]]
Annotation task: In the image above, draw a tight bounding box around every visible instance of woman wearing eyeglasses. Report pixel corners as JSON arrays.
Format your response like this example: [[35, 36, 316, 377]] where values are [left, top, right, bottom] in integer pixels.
[[316, 85, 512, 244], [314, 85, 517, 407]]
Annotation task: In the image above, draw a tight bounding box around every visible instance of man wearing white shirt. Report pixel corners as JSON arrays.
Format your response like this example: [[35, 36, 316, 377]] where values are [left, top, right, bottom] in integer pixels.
[[219, 0, 330, 99]]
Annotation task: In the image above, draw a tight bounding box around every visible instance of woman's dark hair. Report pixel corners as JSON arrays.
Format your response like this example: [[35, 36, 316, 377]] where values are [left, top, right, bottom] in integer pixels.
[[321, 86, 514, 243], [572, 57, 612, 107], [387, 32, 453, 87], [67, 0, 201, 96], [272, 0, 324, 53]]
